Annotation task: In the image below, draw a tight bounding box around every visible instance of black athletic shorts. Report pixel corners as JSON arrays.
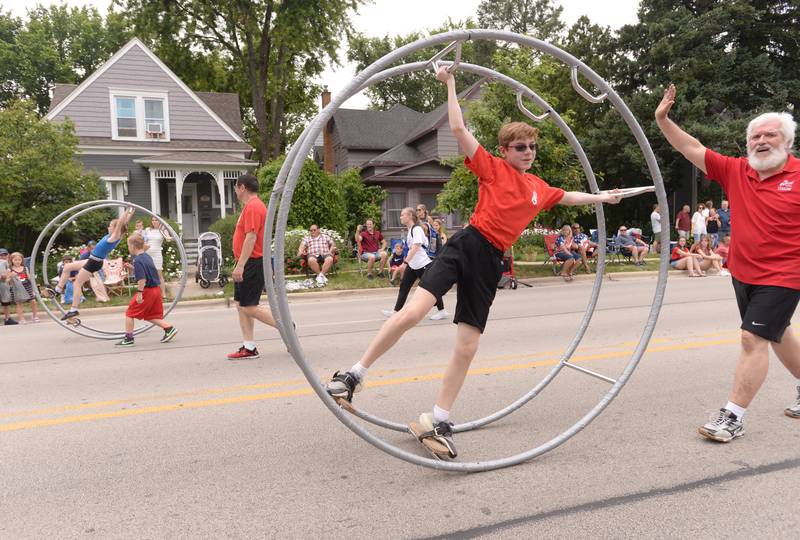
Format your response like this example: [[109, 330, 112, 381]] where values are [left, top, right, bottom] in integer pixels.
[[83, 257, 104, 274], [419, 225, 503, 333], [234, 257, 265, 307], [732, 277, 800, 343]]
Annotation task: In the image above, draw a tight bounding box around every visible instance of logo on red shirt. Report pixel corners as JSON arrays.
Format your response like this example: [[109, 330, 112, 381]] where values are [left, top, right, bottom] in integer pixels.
[[531, 190, 538, 206], [778, 179, 795, 192]]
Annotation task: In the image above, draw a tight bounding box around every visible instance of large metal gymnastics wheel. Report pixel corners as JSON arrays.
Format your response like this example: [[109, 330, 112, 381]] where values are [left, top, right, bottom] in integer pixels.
[[29, 200, 189, 340], [264, 30, 671, 472]]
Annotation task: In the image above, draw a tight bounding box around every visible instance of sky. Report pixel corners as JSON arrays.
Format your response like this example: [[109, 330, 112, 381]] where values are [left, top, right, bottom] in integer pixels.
[[4, 0, 641, 108]]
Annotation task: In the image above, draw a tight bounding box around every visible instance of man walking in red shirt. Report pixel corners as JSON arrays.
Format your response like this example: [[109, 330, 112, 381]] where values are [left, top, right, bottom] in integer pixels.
[[227, 173, 277, 360], [674, 204, 691, 239], [656, 83, 800, 442]]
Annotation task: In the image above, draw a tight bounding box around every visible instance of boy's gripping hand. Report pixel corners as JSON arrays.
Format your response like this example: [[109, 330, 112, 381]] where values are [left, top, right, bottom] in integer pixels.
[[602, 189, 623, 205], [435, 65, 453, 84]]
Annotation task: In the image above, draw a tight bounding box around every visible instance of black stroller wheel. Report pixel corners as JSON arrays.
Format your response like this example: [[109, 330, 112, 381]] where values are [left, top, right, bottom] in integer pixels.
[[218, 276, 228, 287], [511, 279, 518, 290], [199, 277, 210, 289]]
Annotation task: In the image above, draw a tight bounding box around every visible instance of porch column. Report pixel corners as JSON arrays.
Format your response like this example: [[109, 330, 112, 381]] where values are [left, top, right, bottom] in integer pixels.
[[214, 170, 226, 219], [175, 169, 184, 236], [149, 169, 160, 215]]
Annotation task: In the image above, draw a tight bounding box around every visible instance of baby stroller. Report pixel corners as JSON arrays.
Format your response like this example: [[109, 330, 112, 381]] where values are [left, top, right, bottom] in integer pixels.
[[497, 246, 531, 289], [195, 232, 228, 288]]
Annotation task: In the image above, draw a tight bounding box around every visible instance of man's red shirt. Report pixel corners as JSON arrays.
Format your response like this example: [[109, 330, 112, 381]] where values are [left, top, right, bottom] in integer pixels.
[[705, 149, 800, 289], [233, 196, 267, 260]]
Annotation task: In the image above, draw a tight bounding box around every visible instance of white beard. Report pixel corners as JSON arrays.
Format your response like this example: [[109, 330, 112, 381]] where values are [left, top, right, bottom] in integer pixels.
[[747, 146, 789, 172]]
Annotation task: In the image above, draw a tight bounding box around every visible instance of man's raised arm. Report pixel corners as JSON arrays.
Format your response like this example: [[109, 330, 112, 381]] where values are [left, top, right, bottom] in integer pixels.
[[655, 84, 708, 173]]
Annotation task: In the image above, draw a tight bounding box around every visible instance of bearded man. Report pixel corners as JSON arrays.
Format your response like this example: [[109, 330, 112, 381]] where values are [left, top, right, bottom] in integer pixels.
[[655, 83, 800, 443]]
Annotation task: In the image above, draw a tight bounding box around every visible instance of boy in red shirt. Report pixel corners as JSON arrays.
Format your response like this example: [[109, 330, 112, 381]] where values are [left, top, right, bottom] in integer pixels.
[[325, 67, 622, 458], [656, 83, 800, 442], [116, 233, 177, 347]]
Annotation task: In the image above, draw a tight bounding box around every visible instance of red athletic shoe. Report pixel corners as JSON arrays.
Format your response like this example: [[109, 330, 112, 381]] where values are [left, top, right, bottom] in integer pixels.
[[226, 346, 260, 359]]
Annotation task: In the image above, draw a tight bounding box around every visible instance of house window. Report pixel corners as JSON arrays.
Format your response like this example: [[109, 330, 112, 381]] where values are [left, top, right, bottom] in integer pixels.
[[212, 179, 236, 209], [144, 99, 164, 137], [101, 177, 127, 214], [386, 191, 406, 229], [110, 91, 170, 141], [115, 97, 137, 138]]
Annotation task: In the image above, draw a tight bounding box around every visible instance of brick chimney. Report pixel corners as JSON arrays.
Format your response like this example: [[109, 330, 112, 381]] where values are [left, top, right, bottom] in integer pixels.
[[322, 86, 334, 174]]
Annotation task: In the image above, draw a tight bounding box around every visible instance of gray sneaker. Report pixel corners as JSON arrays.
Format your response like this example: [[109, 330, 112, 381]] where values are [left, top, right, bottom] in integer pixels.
[[698, 408, 744, 442], [785, 386, 800, 418]]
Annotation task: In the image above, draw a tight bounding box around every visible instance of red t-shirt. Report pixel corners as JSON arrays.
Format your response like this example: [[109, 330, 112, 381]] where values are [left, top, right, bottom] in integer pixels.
[[675, 211, 691, 231], [670, 246, 684, 262], [360, 229, 383, 252], [705, 149, 800, 289], [233, 196, 267, 260], [465, 145, 565, 251]]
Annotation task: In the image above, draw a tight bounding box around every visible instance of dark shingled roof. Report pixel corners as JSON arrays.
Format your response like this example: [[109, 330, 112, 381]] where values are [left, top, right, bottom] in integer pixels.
[[133, 151, 257, 165], [332, 104, 424, 149], [362, 144, 426, 167], [195, 91, 244, 137], [51, 83, 78, 109]]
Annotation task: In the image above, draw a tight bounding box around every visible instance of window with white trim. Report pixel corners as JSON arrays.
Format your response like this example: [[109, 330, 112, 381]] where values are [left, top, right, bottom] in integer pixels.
[[386, 190, 407, 229], [110, 91, 170, 141], [212, 178, 236, 209]]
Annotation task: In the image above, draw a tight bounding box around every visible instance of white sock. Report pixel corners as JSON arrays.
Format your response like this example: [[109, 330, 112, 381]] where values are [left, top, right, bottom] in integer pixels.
[[349, 362, 368, 381], [433, 404, 450, 423], [67, 307, 77, 313], [55, 286, 63, 294], [243, 341, 257, 351], [725, 401, 746, 420]]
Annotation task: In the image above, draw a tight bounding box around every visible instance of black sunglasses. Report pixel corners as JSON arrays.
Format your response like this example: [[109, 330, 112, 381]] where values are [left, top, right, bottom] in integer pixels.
[[509, 143, 538, 153]]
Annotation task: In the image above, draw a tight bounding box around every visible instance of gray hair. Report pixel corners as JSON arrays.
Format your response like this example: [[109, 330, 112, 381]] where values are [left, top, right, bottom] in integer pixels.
[[746, 112, 796, 149]]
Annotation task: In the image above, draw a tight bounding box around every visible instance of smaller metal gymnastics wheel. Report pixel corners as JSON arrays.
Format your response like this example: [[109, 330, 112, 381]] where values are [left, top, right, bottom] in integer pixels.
[[262, 30, 671, 472], [29, 200, 189, 340]]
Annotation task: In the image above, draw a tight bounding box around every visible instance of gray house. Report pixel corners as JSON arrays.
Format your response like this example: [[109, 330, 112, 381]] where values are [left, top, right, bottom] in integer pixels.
[[46, 38, 256, 246], [315, 82, 484, 236]]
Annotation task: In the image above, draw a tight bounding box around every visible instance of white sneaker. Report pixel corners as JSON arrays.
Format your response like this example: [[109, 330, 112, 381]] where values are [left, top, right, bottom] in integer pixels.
[[381, 309, 396, 318], [429, 309, 449, 321], [720, 269, 730, 276], [315, 273, 325, 286]]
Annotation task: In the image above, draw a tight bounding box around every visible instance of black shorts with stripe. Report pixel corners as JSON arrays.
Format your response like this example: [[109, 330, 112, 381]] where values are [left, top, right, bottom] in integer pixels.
[[732, 277, 800, 342]]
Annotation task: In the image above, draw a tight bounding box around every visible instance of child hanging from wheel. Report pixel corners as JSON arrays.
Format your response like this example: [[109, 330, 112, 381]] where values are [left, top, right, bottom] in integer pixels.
[[44, 207, 135, 322], [116, 233, 177, 346], [325, 65, 622, 458]]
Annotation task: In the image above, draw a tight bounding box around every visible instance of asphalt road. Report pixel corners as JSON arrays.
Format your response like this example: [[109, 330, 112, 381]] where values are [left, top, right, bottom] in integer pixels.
[[2, 274, 799, 539]]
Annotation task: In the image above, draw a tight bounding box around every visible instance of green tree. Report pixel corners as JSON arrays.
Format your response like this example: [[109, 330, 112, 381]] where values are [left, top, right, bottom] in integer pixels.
[[1, 4, 130, 113], [476, 0, 565, 40], [347, 19, 481, 113], [119, 0, 365, 161], [0, 100, 107, 252], [337, 168, 386, 240], [257, 156, 347, 235]]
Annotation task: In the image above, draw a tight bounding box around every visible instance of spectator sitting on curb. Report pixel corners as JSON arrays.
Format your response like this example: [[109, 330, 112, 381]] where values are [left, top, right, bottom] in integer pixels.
[[298, 224, 337, 286], [670, 236, 703, 277], [356, 218, 388, 280], [716, 236, 731, 272]]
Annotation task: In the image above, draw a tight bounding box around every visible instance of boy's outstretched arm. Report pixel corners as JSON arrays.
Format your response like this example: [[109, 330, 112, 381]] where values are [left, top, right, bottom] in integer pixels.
[[655, 84, 707, 173], [436, 66, 479, 159], [560, 191, 622, 206]]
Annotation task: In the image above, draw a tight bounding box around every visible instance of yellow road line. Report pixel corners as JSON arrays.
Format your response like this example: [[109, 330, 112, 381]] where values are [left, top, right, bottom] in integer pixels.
[[0, 337, 738, 433]]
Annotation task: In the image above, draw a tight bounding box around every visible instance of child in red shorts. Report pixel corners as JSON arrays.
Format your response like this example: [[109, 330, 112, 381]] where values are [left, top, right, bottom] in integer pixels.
[[117, 233, 177, 347]]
